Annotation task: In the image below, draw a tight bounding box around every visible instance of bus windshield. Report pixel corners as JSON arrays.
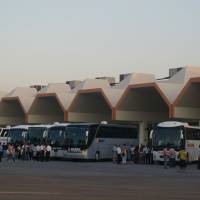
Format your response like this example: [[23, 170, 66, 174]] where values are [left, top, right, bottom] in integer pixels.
[[47, 127, 66, 147], [66, 126, 89, 149], [66, 125, 98, 149], [28, 127, 47, 145], [152, 126, 184, 150], [8, 129, 28, 145]]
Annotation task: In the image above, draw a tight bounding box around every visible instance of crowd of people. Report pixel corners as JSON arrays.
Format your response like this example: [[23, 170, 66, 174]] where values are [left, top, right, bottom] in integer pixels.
[[112, 144, 200, 170], [0, 142, 52, 163], [112, 144, 153, 165], [163, 146, 189, 170], [1, 141, 200, 170]]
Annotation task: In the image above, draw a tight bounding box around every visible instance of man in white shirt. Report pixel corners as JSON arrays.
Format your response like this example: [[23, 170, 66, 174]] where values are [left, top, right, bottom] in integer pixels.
[[40, 144, 45, 162], [36, 144, 40, 161], [46, 145, 52, 162], [116, 146, 122, 164], [143, 145, 150, 164]]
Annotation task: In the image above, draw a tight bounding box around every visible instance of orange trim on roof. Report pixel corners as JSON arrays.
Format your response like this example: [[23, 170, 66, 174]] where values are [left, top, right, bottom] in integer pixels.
[[112, 109, 116, 121], [64, 111, 68, 122], [172, 77, 200, 118], [37, 93, 57, 98], [68, 88, 113, 112], [25, 113, 29, 124], [115, 82, 172, 118], [2, 96, 26, 114], [28, 93, 66, 114]]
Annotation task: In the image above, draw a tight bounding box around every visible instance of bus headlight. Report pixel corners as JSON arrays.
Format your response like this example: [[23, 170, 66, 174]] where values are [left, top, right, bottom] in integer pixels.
[[82, 150, 87, 156]]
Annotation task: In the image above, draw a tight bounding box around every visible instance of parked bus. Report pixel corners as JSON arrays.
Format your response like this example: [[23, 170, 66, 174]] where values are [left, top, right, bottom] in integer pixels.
[[150, 121, 200, 162], [47, 123, 70, 158], [64, 123, 138, 160], [7, 125, 32, 146], [0, 127, 10, 145], [27, 125, 53, 146]]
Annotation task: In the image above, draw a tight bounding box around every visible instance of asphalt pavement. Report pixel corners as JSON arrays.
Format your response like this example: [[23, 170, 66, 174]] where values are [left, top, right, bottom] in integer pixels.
[[0, 159, 200, 200]]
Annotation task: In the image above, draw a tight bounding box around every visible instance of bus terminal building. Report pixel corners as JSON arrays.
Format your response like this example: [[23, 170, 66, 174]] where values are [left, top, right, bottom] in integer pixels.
[[1, 66, 200, 145]]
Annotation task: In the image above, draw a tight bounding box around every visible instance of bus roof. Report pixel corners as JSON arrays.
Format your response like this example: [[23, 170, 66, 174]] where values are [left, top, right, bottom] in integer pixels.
[[10, 125, 33, 130], [67, 123, 136, 128], [49, 123, 71, 128], [157, 121, 200, 129], [67, 123, 99, 127], [99, 124, 137, 128], [29, 124, 55, 129]]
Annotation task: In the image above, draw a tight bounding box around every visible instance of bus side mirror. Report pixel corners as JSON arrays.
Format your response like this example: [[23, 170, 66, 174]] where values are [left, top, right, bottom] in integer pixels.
[[86, 131, 89, 137], [43, 130, 47, 137], [181, 130, 184, 139], [22, 131, 27, 138], [149, 130, 153, 139], [180, 132, 184, 139]]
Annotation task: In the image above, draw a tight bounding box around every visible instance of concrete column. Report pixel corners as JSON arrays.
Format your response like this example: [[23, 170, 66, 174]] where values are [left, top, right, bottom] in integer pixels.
[[139, 122, 148, 146]]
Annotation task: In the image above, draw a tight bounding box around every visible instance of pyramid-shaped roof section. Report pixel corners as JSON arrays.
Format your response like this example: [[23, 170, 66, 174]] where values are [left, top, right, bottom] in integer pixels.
[[3, 87, 37, 113], [115, 73, 156, 89], [166, 65, 200, 84], [102, 88, 124, 108], [72, 79, 110, 92], [71, 79, 124, 108], [39, 83, 71, 94], [57, 92, 77, 111], [36, 83, 75, 111], [157, 66, 200, 103], [5, 87, 36, 98]]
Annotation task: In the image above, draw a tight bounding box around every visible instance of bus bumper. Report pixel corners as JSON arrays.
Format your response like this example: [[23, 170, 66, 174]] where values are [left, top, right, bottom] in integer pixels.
[[63, 150, 88, 159]]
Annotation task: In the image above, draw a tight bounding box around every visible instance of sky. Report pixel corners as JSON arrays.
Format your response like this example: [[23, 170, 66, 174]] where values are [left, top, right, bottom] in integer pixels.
[[0, 0, 200, 91]]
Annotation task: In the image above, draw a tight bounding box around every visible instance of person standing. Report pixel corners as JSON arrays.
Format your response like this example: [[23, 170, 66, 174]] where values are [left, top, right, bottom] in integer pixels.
[[16, 145, 22, 160], [163, 147, 169, 169], [40, 144, 45, 162], [116, 145, 122, 164], [112, 145, 117, 163], [29, 144, 34, 161], [143, 145, 150, 164], [46, 144, 52, 162], [133, 146, 140, 164], [169, 147, 176, 168], [178, 148, 188, 170], [7, 144, 15, 163], [122, 145, 128, 165], [150, 147, 154, 164], [21, 144, 26, 160], [130, 145, 135, 163], [36, 144, 40, 161]]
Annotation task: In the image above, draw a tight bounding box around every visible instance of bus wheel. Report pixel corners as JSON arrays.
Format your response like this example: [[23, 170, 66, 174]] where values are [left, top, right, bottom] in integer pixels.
[[95, 152, 100, 161]]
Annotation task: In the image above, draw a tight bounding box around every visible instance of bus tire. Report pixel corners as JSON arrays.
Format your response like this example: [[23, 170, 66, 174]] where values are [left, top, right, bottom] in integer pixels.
[[95, 152, 100, 161]]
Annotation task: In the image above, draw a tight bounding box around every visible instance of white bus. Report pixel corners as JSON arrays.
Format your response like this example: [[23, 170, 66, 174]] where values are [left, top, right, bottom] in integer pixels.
[[47, 123, 70, 158], [7, 125, 32, 146], [27, 125, 54, 146], [150, 121, 200, 162], [64, 123, 138, 160], [0, 127, 10, 145]]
